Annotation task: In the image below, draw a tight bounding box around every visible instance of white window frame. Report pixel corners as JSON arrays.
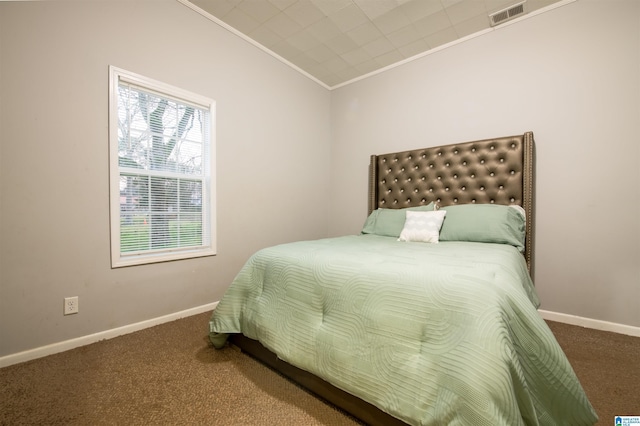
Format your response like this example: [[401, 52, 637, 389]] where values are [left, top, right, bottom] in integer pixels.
[[108, 66, 216, 268]]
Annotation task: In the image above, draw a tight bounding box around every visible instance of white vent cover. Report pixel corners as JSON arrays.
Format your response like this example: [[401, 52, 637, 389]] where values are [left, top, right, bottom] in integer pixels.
[[489, 1, 527, 26]]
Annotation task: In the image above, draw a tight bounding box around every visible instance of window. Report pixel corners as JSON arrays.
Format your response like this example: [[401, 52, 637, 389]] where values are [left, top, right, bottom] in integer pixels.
[[109, 66, 215, 267]]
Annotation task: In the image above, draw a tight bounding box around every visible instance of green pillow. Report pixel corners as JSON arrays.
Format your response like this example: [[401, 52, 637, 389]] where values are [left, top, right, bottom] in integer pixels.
[[362, 203, 435, 237], [439, 204, 525, 251]]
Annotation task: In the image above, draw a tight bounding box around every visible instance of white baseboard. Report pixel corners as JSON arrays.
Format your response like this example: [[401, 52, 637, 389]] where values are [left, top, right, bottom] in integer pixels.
[[2, 304, 636, 369], [0, 302, 218, 369], [539, 309, 640, 338]]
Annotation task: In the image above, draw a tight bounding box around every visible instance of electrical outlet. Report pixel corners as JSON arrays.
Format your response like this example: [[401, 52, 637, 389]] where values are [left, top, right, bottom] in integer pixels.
[[64, 296, 79, 315]]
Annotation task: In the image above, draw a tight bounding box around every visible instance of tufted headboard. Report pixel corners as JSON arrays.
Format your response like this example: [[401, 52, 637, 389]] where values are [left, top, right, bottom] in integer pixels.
[[368, 132, 535, 274]]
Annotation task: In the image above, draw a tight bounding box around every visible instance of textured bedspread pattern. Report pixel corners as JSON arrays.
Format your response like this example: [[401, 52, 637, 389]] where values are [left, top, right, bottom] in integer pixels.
[[209, 235, 597, 426]]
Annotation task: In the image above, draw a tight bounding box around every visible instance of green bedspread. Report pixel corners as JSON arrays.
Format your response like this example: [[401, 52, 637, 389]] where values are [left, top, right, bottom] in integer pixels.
[[209, 234, 597, 425]]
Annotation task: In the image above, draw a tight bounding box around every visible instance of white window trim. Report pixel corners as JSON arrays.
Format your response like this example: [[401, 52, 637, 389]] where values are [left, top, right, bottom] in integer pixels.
[[108, 65, 216, 268]]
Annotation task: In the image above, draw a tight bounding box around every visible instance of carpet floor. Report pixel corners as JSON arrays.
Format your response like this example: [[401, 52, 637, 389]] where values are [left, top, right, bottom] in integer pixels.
[[1, 311, 638, 425]]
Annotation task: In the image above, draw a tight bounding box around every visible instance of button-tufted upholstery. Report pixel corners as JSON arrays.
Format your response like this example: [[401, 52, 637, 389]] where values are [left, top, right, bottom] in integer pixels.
[[368, 132, 535, 274]]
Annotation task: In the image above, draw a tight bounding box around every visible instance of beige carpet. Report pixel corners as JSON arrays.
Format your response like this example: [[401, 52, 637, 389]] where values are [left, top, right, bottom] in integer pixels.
[[545, 320, 640, 424], [1, 311, 638, 425]]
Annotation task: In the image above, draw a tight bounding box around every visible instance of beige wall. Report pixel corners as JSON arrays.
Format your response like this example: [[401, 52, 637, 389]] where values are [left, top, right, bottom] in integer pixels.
[[0, 0, 331, 357], [329, 0, 640, 328], [1, 0, 639, 360]]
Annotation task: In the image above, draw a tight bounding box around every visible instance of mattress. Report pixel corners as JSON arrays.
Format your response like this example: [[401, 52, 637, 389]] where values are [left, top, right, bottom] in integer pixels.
[[209, 234, 597, 425]]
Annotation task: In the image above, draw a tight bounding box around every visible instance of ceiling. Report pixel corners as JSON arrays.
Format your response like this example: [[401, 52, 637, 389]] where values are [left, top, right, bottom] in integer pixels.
[[183, 0, 565, 88]]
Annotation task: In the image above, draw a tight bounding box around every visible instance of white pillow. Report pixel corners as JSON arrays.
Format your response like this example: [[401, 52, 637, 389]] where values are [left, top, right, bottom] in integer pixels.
[[398, 210, 447, 243]]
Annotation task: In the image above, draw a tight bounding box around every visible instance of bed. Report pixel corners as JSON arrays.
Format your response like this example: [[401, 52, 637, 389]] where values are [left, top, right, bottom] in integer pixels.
[[208, 132, 598, 425]]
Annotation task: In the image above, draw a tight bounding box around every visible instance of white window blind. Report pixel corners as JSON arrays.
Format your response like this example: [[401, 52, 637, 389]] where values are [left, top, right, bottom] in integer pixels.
[[109, 66, 216, 267]]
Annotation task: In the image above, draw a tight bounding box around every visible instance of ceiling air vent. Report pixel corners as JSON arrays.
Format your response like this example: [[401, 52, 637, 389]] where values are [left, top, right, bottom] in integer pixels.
[[489, 1, 527, 27]]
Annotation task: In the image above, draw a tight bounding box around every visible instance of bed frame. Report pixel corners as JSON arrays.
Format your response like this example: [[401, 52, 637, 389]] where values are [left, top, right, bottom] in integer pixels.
[[230, 132, 536, 425], [368, 132, 535, 274]]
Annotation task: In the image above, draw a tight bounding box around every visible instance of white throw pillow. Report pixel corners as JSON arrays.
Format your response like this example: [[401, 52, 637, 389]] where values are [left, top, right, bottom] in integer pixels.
[[398, 210, 447, 243]]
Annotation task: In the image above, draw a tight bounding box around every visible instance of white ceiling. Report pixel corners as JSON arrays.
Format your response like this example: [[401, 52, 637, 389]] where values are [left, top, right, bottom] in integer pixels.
[[183, 0, 565, 88]]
